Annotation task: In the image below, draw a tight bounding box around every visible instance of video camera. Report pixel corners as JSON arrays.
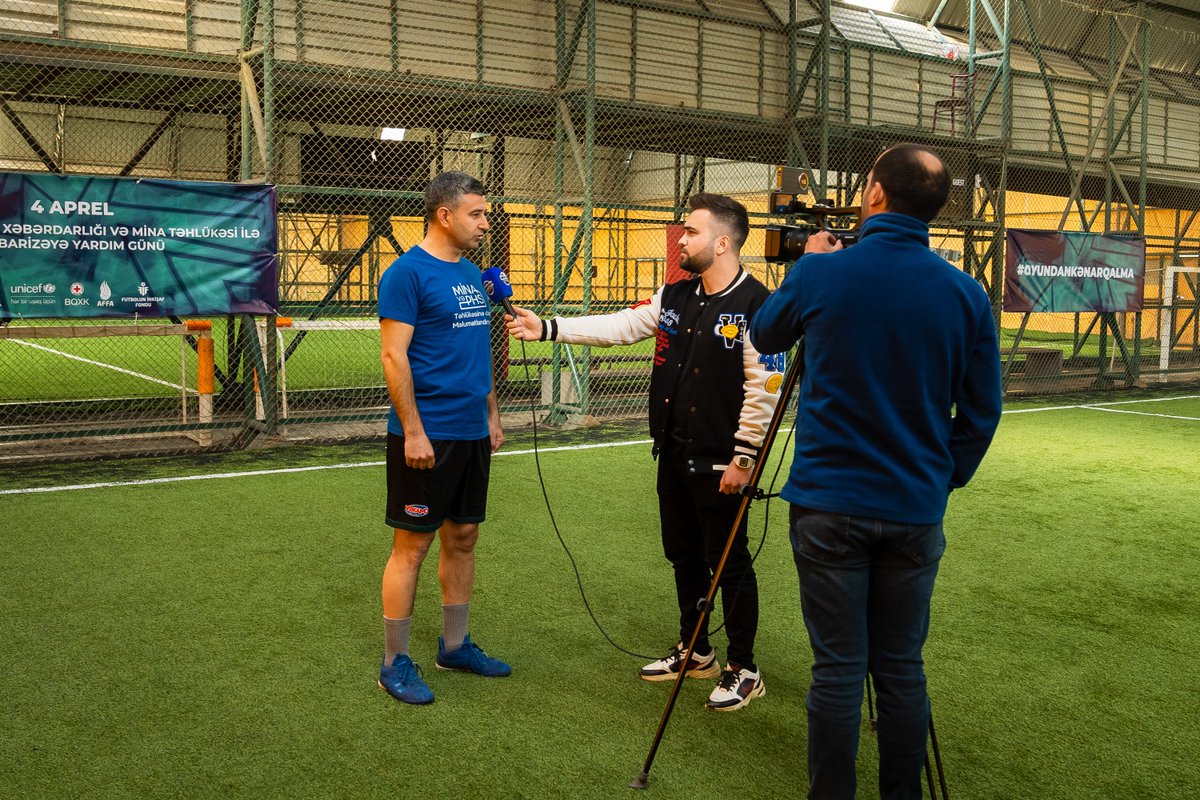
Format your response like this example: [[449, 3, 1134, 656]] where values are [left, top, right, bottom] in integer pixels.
[[764, 193, 860, 264]]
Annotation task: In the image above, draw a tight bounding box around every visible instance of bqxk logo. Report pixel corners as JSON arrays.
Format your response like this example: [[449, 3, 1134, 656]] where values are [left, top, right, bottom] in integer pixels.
[[70, 282, 84, 296]]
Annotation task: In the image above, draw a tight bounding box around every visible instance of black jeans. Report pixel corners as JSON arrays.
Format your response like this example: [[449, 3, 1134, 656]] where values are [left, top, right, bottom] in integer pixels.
[[656, 450, 759, 670]]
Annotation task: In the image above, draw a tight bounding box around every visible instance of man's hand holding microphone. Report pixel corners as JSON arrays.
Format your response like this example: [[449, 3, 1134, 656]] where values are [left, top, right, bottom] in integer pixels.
[[504, 307, 543, 341], [480, 265, 543, 341]]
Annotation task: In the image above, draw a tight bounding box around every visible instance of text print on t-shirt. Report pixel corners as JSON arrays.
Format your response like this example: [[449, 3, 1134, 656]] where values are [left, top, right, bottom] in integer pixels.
[[452, 283, 489, 329]]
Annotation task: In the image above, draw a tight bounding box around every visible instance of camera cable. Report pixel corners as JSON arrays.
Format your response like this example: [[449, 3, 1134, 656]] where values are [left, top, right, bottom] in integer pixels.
[[514, 333, 788, 661]]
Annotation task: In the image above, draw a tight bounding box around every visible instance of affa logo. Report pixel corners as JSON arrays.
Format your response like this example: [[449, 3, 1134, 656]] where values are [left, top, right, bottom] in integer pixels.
[[404, 504, 430, 518]]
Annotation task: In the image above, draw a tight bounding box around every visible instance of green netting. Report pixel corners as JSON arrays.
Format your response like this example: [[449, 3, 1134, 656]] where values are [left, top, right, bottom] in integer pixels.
[[1, 0, 1199, 460]]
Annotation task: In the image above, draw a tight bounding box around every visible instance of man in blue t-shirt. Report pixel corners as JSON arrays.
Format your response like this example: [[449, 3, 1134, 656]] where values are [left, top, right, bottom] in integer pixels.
[[376, 171, 510, 706], [750, 144, 1002, 799]]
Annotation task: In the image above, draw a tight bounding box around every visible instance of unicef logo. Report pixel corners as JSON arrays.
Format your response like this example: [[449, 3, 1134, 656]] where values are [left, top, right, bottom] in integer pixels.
[[44, 283, 56, 293]]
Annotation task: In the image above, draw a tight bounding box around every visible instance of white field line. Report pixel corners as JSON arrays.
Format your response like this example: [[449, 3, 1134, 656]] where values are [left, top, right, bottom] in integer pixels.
[[5, 393, 1200, 498], [1077, 407, 1200, 422], [4, 338, 192, 393], [0, 438, 655, 496], [1001, 394, 1200, 414]]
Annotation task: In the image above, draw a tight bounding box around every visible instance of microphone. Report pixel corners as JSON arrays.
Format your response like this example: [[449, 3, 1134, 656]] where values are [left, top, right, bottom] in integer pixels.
[[481, 266, 517, 317]]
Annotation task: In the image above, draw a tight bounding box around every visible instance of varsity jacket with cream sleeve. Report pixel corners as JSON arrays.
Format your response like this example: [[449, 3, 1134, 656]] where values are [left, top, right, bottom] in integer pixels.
[[541, 268, 782, 472]]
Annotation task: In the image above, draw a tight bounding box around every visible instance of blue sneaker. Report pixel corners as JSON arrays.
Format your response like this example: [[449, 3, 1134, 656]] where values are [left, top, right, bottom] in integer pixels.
[[436, 633, 512, 677], [378, 654, 434, 705]]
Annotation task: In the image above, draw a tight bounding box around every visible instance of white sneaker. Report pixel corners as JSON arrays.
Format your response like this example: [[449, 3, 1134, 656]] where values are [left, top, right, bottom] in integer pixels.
[[639, 642, 721, 682], [705, 666, 765, 711]]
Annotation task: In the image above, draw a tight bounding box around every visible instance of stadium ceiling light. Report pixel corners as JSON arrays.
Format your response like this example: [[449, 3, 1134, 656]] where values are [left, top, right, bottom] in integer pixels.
[[380, 127, 406, 141]]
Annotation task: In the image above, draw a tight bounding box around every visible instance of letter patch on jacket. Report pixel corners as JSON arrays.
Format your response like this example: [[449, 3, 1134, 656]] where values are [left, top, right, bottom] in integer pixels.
[[714, 313, 747, 349], [655, 308, 680, 366]]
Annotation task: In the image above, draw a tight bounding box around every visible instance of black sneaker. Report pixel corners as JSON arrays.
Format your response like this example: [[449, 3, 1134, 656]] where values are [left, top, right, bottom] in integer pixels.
[[705, 665, 765, 711], [639, 642, 721, 682]]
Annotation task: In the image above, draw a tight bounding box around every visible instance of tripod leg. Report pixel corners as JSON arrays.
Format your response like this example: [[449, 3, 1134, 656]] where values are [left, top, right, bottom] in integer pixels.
[[866, 674, 877, 732], [929, 712, 949, 799], [871, 676, 950, 799], [630, 495, 749, 788], [630, 340, 806, 789]]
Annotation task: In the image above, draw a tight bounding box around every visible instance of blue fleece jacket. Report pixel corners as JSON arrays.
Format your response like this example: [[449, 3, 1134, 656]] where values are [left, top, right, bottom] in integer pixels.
[[749, 212, 1002, 524]]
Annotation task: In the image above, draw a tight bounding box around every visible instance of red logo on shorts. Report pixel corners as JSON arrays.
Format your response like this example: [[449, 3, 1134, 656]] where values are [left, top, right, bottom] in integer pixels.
[[404, 504, 429, 517]]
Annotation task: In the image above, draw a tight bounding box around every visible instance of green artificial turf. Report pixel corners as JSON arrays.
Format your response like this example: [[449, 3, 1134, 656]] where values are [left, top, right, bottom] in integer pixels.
[[0, 319, 653, 404], [998, 326, 1160, 358], [0, 318, 387, 403], [1, 398, 1197, 799]]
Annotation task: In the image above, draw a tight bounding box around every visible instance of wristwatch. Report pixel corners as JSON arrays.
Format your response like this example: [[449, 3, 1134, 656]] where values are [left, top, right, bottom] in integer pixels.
[[733, 454, 755, 470]]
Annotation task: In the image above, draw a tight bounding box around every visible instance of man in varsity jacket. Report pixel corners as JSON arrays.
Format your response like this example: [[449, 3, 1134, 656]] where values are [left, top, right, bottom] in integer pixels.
[[504, 193, 783, 711]]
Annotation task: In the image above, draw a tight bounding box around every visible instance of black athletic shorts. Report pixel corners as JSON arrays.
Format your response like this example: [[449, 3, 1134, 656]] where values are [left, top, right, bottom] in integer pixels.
[[385, 433, 491, 532]]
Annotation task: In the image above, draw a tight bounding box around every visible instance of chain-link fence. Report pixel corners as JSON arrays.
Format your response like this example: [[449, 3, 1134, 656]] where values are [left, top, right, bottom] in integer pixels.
[[1, 0, 1199, 461]]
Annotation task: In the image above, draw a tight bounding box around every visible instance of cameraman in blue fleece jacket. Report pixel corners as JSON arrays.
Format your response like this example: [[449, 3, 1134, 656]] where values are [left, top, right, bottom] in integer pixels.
[[749, 143, 1002, 800]]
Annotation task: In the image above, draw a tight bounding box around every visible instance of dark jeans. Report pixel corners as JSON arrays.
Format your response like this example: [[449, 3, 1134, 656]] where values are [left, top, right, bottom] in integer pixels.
[[657, 451, 759, 670], [789, 505, 945, 800]]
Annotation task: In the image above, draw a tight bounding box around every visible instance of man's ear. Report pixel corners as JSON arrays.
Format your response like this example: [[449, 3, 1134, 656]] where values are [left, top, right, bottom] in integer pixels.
[[866, 180, 886, 212], [715, 233, 730, 256]]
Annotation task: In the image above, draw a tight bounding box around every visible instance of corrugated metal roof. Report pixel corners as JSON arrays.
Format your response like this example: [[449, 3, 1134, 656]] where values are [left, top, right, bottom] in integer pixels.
[[891, 0, 1200, 73], [800, 4, 957, 57]]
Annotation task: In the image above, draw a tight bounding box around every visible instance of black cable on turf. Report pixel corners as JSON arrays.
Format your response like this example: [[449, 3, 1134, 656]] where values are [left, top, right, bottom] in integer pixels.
[[519, 335, 656, 660], [516, 333, 791, 660]]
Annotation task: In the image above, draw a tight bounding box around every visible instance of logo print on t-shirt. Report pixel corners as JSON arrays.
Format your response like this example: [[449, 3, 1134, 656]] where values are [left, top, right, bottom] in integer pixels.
[[452, 283, 487, 311]]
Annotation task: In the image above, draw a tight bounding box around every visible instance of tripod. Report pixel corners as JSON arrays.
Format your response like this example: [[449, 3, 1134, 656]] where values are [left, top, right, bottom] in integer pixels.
[[867, 676, 950, 800], [630, 338, 949, 798]]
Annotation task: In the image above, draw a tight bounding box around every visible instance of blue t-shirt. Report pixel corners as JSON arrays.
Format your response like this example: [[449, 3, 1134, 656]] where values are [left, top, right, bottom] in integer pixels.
[[378, 245, 492, 440]]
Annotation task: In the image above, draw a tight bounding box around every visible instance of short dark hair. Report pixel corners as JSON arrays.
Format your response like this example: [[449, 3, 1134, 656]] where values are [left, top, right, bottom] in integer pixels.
[[869, 144, 950, 223], [687, 193, 750, 251], [425, 171, 486, 221]]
